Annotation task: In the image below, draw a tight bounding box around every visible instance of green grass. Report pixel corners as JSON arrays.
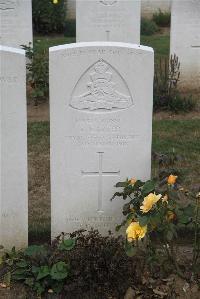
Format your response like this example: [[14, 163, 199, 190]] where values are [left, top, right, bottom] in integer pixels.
[[153, 120, 200, 159], [141, 34, 170, 58], [152, 119, 200, 186], [28, 121, 50, 147], [33, 33, 170, 60], [34, 35, 75, 52]]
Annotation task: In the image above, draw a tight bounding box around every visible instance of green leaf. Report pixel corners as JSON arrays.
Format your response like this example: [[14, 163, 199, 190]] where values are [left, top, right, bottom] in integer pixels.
[[33, 282, 45, 296], [59, 239, 76, 251], [25, 277, 34, 287], [36, 266, 50, 281], [32, 266, 40, 274], [115, 181, 128, 188], [179, 214, 190, 225], [116, 220, 126, 232], [50, 262, 69, 281], [123, 203, 131, 215], [138, 215, 149, 226], [13, 268, 27, 275], [166, 230, 174, 242], [24, 245, 47, 257], [110, 191, 124, 200], [142, 180, 155, 195], [16, 260, 28, 268], [115, 225, 122, 232], [124, 242, 137, 257], [126, 212, 135, 221]]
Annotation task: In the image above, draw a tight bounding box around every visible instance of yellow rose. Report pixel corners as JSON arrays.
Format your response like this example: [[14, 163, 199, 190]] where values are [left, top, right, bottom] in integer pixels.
[[140, 193, 162, 213], [53, 0, 58, 4], [167, 174, 178, 185], [162, 194, 168, 204], [166, 211, 176, 221], [126, 222, 147, 242], [129, 178, 137, 185]]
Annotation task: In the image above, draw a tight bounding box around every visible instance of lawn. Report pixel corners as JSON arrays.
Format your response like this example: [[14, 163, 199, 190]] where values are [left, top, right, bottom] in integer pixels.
[[28, 119, 200, 240], [34, 33, 170, 59]]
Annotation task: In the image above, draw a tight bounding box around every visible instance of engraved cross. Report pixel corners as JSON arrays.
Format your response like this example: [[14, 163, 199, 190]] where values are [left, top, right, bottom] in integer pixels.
[[81, 152, 120, 213]]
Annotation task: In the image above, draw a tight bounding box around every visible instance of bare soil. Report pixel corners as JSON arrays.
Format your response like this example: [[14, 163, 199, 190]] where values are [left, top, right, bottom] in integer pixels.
[[27, 101, 49, 122]]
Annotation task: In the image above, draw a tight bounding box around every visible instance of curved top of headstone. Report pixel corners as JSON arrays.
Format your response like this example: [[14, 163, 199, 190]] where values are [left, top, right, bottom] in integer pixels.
[[0, 45, 25, 55], [49, 41, 153, 53]]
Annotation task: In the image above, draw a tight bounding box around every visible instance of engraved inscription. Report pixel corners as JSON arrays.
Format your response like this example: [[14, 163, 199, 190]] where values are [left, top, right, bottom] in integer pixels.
[[70, 59, 133, 111], [81, 152, 120, 212], [0, 76, 17, 83], [66, 134, 137, 147], [100, 0, 117, 6], [0, 0, 16, 10], [66, 216, 117, 230], [75, 117, 121, 133]]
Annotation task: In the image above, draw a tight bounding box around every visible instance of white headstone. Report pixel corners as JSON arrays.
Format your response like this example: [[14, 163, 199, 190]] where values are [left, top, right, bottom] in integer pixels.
[[0, 45, 28, 249], [76, 0, 141, 43], [0, 0, 33, 48], [170, 0, 200, 92], [50, 42, 154, 238]]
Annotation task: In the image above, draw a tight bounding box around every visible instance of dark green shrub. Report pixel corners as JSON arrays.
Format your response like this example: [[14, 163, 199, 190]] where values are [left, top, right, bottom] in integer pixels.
[[23, 42, 49, 105], [32, 0, 66, 34], [141, 18, 159, 36], [153, 9, 171, 27], [0, 230, 136, 297], [168, 95, 196, 113], [0, 238, 75, 296], [154, 54, 196, 112], [64, 19, 76, 37]]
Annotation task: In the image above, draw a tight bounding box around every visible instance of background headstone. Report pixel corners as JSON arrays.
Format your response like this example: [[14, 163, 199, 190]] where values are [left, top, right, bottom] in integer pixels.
[[50, 42, 154, 238], [170, 0, 200, 92], [0, 0, 33, 48], [67, 0, 171, 21], [76, 0, 141, 43], [0, 45, 28, 249]]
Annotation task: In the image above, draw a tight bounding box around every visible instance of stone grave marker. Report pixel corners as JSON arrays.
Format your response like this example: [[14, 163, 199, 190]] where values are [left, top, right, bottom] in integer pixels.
[[0, 0, 33, 48], [170, 0, 200, 92], [50, 42, 154, 238], [76, 0, 141, 43], [0, 45, 28, 249]]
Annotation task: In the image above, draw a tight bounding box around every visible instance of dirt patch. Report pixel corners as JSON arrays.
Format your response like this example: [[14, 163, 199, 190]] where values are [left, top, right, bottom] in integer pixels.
[[27, 101, 49, 122], [153, 110, 200, 121]]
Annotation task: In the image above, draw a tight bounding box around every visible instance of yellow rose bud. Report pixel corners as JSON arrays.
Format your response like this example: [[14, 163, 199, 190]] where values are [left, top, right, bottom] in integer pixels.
[[53, 0, 58, 4], [167, 174, 178, 185], [126, 222, 147, 242], [162, 194, 168, 204], [166, 211, 176, 221], [129, 178, 137, 185], [140, 193, 162, 213]]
